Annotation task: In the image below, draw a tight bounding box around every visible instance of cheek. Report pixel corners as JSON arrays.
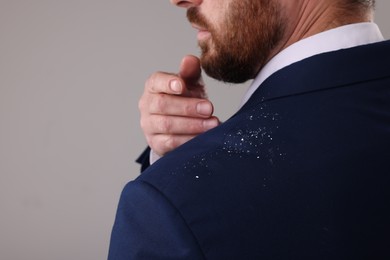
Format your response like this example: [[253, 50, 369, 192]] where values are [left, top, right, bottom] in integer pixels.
[[210, 14, 225, 34], [206, 0, 231, 30]]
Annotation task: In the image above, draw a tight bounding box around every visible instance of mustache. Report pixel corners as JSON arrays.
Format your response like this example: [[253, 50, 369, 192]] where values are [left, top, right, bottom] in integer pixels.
[[187, 7, 210, 30]]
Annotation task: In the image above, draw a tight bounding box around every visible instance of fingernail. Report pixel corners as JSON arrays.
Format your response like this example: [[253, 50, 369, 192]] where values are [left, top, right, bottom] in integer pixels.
[[196, 101, 212, 116], [203, 118, 218, 130], [170, 80, 182, 93]]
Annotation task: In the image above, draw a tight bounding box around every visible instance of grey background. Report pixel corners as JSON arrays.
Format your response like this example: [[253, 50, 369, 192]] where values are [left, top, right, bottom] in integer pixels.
[[0, 1, 389, 259]]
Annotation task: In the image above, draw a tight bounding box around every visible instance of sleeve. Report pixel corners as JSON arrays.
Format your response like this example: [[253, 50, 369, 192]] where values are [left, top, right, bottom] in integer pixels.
[[108, 181, 205, 260], [135, 147, 151, 172]]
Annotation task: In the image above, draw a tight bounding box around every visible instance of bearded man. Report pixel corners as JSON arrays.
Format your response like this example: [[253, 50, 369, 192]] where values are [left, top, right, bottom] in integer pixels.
[[109, 0, 390, 259]]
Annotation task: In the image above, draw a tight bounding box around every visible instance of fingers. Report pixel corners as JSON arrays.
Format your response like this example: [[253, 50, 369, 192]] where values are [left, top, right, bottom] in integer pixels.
[[141, 115, 219, 136], [145, 55, 205, 98], [143, 115, 220, 156], [146, 134, 198, 157], [140, 55, 217, 156], [145, 71, 185, 95], [142, 115, 220, 156], [139, 93, 214, 118]]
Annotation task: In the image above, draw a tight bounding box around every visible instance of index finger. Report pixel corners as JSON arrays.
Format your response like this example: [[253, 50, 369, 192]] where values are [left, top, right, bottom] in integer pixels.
[[145, 71, 185, 95]]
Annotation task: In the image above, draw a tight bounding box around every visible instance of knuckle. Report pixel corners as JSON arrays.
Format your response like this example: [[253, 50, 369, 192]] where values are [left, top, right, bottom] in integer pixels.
[[187, 119, 203, 133], [163, 135, 177, 151], [138, 97, 146, 111], [157, 117, 172, 133], [147, 135, 165, 155], [145, 71, 170, 93], [147, 137, 161, 154], [145, 73, 157, 90], [149, 135, 175, 155], [183, 102, 195, 116], [151, 94, 166, 114], [139, 91, 153, 112], [139, 117, 147, 132], [145, 135, 153, 147]]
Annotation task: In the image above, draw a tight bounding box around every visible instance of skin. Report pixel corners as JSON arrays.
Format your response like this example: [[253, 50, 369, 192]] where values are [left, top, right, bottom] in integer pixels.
[[140, 0, 373, 157], [139, 55, 219, 156], [187, 0, 286, 83]]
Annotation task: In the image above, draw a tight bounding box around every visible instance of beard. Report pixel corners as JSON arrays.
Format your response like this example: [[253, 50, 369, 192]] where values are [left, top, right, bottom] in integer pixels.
[[187, 0, 286, 83]]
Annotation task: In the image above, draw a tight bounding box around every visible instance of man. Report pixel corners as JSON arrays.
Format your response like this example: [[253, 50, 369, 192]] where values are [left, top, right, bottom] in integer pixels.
[[109, 0, 390, 258]]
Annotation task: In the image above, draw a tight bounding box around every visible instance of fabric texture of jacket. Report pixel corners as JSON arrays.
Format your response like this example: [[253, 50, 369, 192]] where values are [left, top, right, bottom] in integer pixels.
[[109, 40, 390, 259]]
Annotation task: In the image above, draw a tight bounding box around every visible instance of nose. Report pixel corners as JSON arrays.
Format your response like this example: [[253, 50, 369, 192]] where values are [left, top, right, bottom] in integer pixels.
[[170, 0, 202, 8]]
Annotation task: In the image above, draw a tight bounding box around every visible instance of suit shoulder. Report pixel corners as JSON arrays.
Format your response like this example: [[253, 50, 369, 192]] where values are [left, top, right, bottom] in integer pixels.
[[109, 180, 205, 259]]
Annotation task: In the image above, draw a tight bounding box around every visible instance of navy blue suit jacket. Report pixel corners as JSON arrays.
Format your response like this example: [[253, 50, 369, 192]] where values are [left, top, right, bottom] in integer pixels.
[[109, 41, 390, 259]]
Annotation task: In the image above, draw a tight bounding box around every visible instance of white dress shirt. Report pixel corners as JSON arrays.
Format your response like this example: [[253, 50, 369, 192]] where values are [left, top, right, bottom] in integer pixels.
[[150, 22, 384, 165]]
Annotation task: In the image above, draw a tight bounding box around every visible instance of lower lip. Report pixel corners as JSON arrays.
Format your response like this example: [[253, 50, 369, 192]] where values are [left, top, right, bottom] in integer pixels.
[[197, 30, 211, 41]]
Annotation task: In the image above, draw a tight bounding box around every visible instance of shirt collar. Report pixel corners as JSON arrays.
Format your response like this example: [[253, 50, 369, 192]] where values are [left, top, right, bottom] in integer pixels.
[[240, 22, 385, 106]]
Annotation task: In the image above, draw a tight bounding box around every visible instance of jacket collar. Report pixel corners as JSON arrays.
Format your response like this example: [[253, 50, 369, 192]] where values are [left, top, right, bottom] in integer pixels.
[[240, 40, 390, 111]]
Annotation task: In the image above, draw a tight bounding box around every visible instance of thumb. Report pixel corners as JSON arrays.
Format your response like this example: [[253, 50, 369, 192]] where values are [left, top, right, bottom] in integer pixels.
[[179, 55, 206, 98], [179, 55, 202, 82]]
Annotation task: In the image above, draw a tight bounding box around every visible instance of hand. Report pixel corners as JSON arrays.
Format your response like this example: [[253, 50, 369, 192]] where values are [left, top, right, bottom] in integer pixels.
[[139, 55, 220, 156]]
